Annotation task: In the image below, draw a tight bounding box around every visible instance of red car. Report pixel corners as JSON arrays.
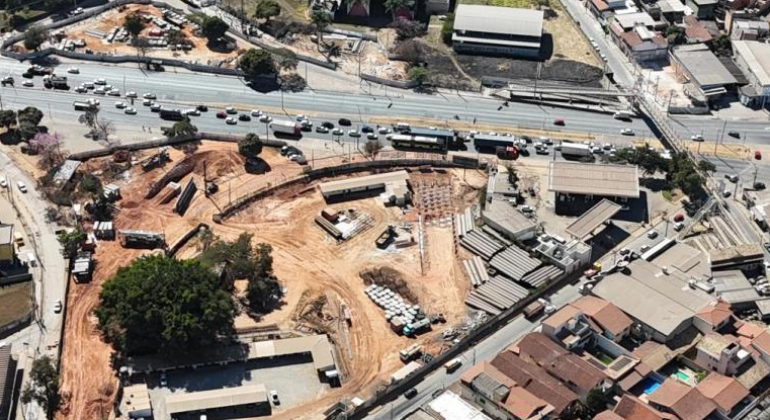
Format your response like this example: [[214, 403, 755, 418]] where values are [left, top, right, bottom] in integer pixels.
[[216, 111, 226, 119], [756, 150, 762, 160], [554, 118, 565, 126], [674, 213, 684, 222]]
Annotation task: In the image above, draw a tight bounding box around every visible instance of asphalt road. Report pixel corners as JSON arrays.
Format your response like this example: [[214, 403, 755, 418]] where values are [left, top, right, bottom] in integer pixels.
[[2, 58, 767, 153]]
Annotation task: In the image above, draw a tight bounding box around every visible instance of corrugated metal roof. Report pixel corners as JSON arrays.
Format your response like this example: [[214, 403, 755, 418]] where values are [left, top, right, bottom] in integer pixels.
[[565, 199, 622, 239], [521, 265, 563, 288], [548, 162, 640, 198], [461, 230, 505, 260], [673, 46, 738, 88], [483, 200, 536, 237], [165, 384, 267, 414], [453, 5, 543, 38], [0, 346, 12, 410], [0, 224, 12, 246], [318, 171, 410, 195], [733, 41, 770, 87]]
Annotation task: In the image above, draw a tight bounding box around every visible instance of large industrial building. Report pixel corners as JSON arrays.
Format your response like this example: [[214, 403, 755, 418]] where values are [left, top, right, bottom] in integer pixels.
[[732, 41, 770, 107], [165, 384, 269, 420], [451, 5, 544, 58], [670, 44, 738, 103], [547, 162, 640, 216]]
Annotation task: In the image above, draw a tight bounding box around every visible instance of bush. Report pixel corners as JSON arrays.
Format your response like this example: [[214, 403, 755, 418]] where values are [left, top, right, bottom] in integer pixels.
[[441, 13, 454, 45], [390, 18, 426, 41]]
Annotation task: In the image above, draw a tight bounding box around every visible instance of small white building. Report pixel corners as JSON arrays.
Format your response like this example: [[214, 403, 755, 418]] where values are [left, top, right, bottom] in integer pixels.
[[452, 5, 544, 58]]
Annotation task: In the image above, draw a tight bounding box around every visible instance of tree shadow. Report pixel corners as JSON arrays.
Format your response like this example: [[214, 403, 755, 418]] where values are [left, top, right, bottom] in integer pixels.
[[245, 158, 272, 174], [206, 35, 237, 53], [247, 77, 281, 94], [640, 178, 672, 192], [0, 131, 20, 145]]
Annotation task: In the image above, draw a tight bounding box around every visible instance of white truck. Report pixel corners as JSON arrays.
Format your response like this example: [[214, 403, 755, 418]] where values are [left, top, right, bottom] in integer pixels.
[[269, 120, 301, 136], [613, 111, 632, 120], [560, 143, 592, 158]]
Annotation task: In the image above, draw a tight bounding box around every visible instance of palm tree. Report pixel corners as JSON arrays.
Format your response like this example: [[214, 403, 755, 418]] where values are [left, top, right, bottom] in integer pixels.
[[310, 10, 332, 48], [384, 0, 408, 18]]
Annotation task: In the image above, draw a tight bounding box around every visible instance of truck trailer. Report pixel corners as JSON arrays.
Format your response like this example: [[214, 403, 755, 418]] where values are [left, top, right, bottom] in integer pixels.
[[560, 143, 592, 158], [43, 75, 68, 89], [159, 108, 184, 121], [474, 134, 515, 152], [73, 101, 97, 111], [270, 120, 301, 136]]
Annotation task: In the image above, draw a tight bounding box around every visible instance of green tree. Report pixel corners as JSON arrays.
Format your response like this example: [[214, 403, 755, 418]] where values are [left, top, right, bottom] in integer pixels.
[[246, 243, 281, 313], [95, 254, 235, 355], [238, 48, 276, 79], [254, 0, 281, 22], [364, 140, 382, 158], [605, 146, 666, 176], [199, 232, 259, 278], [123, 12, 145, 38], [201, 16, 229, 42], [712, 34, 732, 57], [384, 0, 408, 17], [408, 66, 432, 87], [698, 160, 717, 173], [310, 10, 331, 44], [441, 13, 454, 45], [237, 133, 263, 158], [168, 118, 198, 138], [23, 25, 48, 51], [78, 108, 99, 137], [580, 388, 612, 419], [17, 106, 43, 140], [165, 28, 186, 46], [20, 356, 61, 420], [78, 173, 103, 197], [0, 109, 17, 132], [57, 229, 85, 259], [665, 25, 686, 46]]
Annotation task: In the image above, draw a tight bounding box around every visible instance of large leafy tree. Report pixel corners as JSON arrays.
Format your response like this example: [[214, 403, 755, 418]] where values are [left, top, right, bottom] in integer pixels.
[[238, 133, 263, 158], [311, 10, 331, 44], [95, 255, 235, 355], [201, 16, 229, 42], [254, 0, 281, 22], [20, 356, 61, 420], [238, 48, 276, 79], [0, 109, 17, 132], [17, 106, 43, 140], [29, 132, 66, 170], [123, 12, 145, 38], [57, 229, 85, 259], [408, 66, 432, 87], [23, 25, 48, 51], [168, 118, 197, 138]]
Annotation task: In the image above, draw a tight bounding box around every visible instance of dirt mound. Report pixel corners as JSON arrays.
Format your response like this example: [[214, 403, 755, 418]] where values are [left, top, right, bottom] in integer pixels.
[[185, 149, 245, 179], [360, 266, 418, 303]]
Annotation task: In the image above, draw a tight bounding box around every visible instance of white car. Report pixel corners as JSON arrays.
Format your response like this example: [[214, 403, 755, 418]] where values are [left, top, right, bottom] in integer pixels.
[[86, 98, 100, 106], [150, 103, 162, 112], [115, 101, 126, 109], [225, 117, 237, 125], [143, 92, 156, 99], [295, 114, 306, 121], [74, 86, 87, 93], [67, 66, 79, 74], [124, 107, 137, 115], [378, 127, 391, 135], [125, 91, 138, 98], [53, 300, 62, 313], [258, 115, 271, 123], [691, 134, 704, 142], [332, 128, 344, 136], [108, 88, 121, 96], [367, 133, 378, 140], [22, 81, 33, 87], [225, 106, 236, 114], [620, 128, 635, 136], [348, 130, 360, 138], [142, 99, 153, 106], [316, 126, 329, 133], [0, 177, 6, 188], [183, 109, 200, 116], [94, 87, 106, 95], [94, 78, 107, 85], [251, 109, 262, 117], [16, 181, 26, 193], [82, 82, 95, 89]]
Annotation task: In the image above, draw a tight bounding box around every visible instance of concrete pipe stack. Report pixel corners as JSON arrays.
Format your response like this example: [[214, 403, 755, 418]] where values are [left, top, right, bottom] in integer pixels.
[[364, 285, 417, 325]]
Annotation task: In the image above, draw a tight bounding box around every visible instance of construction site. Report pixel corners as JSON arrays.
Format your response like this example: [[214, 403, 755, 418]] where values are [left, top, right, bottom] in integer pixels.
[[56, 140, 490, 420]]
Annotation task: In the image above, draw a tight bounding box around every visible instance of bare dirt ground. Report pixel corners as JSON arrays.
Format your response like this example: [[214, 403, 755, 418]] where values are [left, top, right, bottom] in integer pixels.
[[0, 282, 32, 326], [57, 141, 480, 420], [55, 4, 249, 66]]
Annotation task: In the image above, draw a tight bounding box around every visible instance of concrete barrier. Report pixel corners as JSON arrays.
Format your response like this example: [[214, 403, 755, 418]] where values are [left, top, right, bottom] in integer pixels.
[[361, 73, 417, 89]]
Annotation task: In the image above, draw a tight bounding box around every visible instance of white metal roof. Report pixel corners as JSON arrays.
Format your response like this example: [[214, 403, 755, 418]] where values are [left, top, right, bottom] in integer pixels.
[[614, 11, 656, 29], [548, 161, 640, 198], [318, 170, 410, 196], [453, 5, 544, 38], [733, 41, 770, 87], [165, 384, 267, 414]]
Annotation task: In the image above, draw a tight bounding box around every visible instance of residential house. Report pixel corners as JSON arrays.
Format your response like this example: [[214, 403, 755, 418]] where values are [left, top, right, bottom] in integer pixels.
[[571, 296, 634, 342], [693, 300, 734, 334], [540, 306, 596, 351], [686, 0, 720, 19], [542, 296, 633, 346], [694, 333, 752, 376], [460, 362, 556, 420], [515, 332, 609, 396], [730, 19, 770, 40], [695, 373, 750, 417], [684, 16, 713, 43], [612, 394, 671, 420], [611, 23, 669, 62], [648, 379, 718, 420]]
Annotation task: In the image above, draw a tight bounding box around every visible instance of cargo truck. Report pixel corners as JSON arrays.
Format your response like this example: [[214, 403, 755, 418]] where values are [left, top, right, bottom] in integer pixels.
[[43, 75, 68, 89], [73, 101, 98, 111], [474, 134, 515, 152], [613, 111, 632, 120], [270, 120, 301, 136], [403, 317, 431, 336], [159, 108, 184, 121], [560, 143, 592, 158], [399, 343, 423, 363]]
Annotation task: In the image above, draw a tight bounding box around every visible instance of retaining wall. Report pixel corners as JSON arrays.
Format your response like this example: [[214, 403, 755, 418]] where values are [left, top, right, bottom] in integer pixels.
[[360, 73, 417, 89]]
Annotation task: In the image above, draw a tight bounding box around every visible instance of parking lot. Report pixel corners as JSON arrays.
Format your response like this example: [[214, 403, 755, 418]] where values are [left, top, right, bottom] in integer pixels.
[[146, 354, 328, 419]]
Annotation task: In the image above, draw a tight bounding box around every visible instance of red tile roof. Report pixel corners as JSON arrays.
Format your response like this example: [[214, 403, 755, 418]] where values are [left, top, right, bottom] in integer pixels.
[[696, 300, 732, 328], [614, 395, 668, 420], [571, 296, 633, 336], [591, 0, 610, 12], [596, 410, 626, 420], [649, 379, 717, 420], [684, 15, 714, 42], [504, 386, 553, 419], [696, 373, 749, 413]]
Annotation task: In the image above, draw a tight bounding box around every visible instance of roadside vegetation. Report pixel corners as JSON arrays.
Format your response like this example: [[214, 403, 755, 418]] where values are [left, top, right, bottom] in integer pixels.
[[21, 356, 62, 420]]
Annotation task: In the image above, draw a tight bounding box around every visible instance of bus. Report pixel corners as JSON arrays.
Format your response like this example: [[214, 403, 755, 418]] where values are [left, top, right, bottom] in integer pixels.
[[408, 127, 456, 144], [159, 108, 184, 121], [390, 134, 446, 152], [73, 101, 96, 111]]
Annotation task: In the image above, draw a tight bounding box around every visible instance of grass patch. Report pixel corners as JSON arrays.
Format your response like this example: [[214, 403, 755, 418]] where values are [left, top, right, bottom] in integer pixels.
[[460, 0, 561, 10], [222, 0, 308, 21], [597, 353, 614, 365], [15, 9, 47, 22], [662, 190, 673, 201], [0, 282, 33, 326]]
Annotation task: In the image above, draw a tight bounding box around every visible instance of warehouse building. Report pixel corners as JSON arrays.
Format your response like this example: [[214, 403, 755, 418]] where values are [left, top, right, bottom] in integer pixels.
[[165, 384, 269, 419], [548, 162, 640, 216], [482, 199, 537, 242], [318, 170, 411, 205], [670, 44, 738, 103], [0, 346, 16, 420], [732, 41, 770, 108], [452, 5, 544, 58]]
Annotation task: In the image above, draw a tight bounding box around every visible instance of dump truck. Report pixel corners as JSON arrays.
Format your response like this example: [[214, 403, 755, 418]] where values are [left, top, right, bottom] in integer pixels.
[[399, 343, 423, 363], [43, 74, 68, 89], [270, 120, 301, 136], [523, 300, 545, 319]]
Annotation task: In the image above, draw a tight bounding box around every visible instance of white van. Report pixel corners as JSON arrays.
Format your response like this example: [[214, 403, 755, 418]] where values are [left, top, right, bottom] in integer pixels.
[[613, 111, 632, 120], [444, 358, 462, 373], [16, 181, 27, 193], [396, 122, 411, 132]]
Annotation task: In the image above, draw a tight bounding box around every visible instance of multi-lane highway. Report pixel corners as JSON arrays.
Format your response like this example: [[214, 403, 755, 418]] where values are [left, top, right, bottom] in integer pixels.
[[2, 58, 768, 154]]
